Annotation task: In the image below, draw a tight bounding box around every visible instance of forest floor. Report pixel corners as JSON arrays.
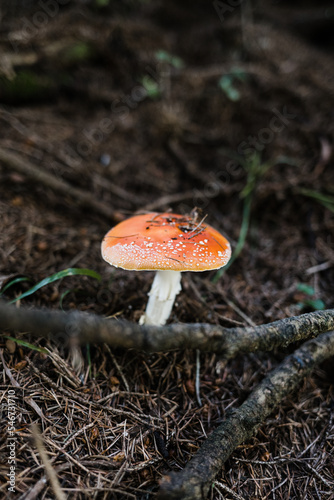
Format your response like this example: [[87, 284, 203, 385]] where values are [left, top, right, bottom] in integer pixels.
[[0, 1, 334, 498]]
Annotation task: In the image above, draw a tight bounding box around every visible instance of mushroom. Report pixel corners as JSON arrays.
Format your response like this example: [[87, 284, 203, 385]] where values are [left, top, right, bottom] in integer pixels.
[[101, 212, 231, 326]]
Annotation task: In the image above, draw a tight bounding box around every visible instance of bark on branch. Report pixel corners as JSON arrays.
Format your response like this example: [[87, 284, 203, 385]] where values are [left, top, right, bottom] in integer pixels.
[[0, 301, 334, 359], [158, 329, 334, 499]]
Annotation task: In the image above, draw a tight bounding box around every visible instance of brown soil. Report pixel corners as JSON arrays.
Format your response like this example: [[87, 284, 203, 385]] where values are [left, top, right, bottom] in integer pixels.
[[0, 1, 333, 499]]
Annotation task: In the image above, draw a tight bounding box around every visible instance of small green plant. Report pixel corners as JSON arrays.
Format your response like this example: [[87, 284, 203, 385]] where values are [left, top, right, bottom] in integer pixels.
[[140, 50, 184, 100], [155, 50, 184, 69], [62, 42, 94, 64], [295, 283, 325, 311], [95, 0, 110, 6], [140, 75, 161, 99]]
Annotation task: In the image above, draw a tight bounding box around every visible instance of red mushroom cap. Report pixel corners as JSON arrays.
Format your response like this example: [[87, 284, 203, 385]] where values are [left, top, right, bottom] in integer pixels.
[[101, 212, 231, 272]]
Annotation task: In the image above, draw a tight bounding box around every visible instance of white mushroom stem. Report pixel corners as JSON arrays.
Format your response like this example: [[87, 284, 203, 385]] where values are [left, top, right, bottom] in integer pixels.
[[139, 270, 182, 326]]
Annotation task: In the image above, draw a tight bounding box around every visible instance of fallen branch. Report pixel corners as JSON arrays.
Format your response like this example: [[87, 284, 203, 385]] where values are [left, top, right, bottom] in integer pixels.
[[158, 329, 334, 499], [0, 301, 333, 359], [0, 147, 120, 222]]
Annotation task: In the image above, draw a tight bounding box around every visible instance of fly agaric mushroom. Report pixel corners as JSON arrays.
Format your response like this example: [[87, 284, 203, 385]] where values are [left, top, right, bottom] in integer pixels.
[[101, 212, 231, 326]]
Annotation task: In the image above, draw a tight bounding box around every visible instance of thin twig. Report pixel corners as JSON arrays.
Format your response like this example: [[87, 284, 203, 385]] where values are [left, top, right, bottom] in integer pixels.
[[0, 349, 44, 418], [104, 343, 130, 392], [305, 261, 333, 275], [31, 424, 67, 500], [19, 464, 70, 500], [302, 461, 332, 489], [214, 481, 246, 500], [0, 147, 120, 222], [25, 357, 161, 428]]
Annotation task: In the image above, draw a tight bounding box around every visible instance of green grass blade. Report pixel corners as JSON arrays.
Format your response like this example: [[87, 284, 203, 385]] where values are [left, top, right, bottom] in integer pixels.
[[297, 188, 334, 213], [213, 192, 252, 283], [0, 276, 31, 296], [3, 335, 48, 354], [213, 154, 294, 283], [59, 288, 80, 310], [9, 268, 101, 304]]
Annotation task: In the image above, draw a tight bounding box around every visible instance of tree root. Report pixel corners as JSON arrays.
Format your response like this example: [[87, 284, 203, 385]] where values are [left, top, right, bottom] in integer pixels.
[[1, 301, 334, 498], [0, 300, 333, 359], [158, 329, 334, 499]]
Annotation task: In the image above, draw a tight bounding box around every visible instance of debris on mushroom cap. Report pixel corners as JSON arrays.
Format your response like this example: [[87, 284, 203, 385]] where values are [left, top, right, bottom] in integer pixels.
[[101, 212, 231, 272]]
